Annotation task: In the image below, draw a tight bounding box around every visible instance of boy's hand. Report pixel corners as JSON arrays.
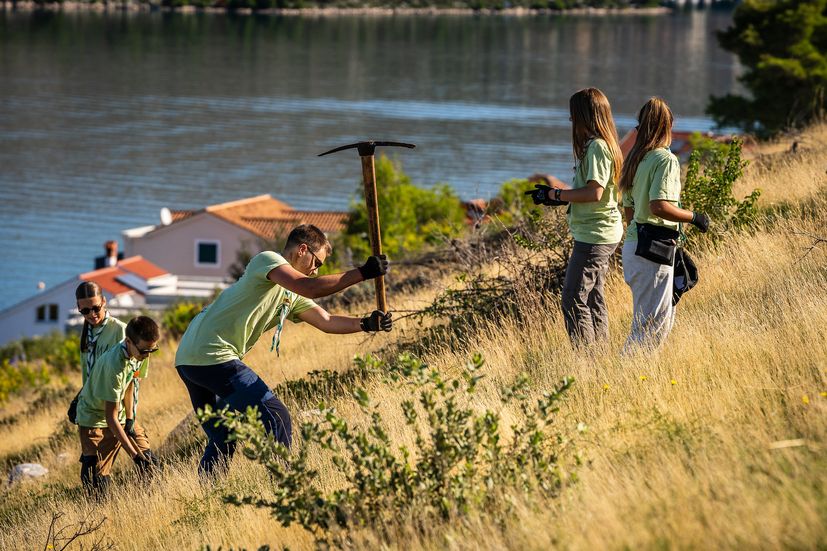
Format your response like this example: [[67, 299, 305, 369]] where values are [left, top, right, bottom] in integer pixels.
[[360, 311, 392, 332], [358, 255, 389, 280], [124, 418, 136, 437], [133, 454, 152, 472]]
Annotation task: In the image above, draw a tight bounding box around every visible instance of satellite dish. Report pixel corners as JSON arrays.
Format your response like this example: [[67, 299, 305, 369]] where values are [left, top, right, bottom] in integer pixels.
[[160, 207, 173, 226]]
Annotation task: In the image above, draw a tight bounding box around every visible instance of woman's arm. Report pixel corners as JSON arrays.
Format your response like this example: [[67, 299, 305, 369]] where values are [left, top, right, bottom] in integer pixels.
[[650, 200, 710, 232], [557, 180, 604, 203]]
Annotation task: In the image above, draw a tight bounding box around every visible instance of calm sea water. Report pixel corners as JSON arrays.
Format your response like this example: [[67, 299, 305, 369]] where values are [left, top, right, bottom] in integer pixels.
[[0, 9, 739, 310]]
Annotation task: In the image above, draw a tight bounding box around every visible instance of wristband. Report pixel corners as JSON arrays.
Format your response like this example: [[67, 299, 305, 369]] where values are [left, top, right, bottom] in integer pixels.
[[359, 317, 368, 332], [554, 188, 562, 201]]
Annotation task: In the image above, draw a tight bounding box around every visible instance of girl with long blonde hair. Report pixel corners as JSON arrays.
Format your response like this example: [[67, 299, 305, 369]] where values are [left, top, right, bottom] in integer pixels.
[[619, 97, 710, 350], [528, 87, 624, 346]]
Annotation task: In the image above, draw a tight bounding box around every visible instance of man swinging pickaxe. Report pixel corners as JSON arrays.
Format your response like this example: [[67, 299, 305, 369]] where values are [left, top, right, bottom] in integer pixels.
[[319, 140, 416, 314]]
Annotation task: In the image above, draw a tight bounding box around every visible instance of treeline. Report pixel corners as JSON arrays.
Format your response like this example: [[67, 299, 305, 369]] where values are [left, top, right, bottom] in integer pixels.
[[19, 0, 666, 11]]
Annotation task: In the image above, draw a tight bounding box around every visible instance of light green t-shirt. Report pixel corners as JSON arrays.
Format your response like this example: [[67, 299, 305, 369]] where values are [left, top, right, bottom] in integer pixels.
[[567, 138, 623, 245], [76, 343, 140, 428], [80, 316, 148, 384], [175, 251, 318, 366], [622, 148, 682, 242]]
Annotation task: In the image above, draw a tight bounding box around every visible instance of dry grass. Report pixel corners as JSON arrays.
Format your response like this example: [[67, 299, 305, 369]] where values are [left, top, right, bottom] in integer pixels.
[[0, 126, 825, 550]]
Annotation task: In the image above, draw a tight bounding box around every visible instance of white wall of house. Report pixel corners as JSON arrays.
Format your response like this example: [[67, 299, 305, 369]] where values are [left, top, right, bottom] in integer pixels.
[[0, 280, 81, 346], [124, 215, 257, 279]]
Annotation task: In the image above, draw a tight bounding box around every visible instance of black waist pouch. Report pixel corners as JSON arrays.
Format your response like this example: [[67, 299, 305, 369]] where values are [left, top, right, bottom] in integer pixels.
[[635, 223, 680, 265]]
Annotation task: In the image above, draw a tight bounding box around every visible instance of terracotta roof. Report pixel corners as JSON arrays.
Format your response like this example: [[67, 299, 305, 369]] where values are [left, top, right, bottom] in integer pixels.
[[171, 210, 195, 223], [241, 211, 348, 240], [118, 256, 169, 279], [79, 256, 168, 296], [619, 129, 725, 159], [157, 195, 348, 240]]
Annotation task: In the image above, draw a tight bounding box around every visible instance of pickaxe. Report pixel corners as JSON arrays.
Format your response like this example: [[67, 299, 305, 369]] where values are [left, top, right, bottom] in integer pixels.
[[318, 140, 416, 313]]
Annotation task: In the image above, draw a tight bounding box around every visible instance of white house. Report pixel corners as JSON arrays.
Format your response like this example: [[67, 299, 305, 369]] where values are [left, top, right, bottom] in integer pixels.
[[0, 256, 224, 347], [122, 194, 348, 280]]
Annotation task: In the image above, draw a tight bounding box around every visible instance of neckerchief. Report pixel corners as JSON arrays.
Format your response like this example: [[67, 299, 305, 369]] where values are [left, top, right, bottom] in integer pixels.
[[84, 314, 109, 379], [270, 291, 294, 357]]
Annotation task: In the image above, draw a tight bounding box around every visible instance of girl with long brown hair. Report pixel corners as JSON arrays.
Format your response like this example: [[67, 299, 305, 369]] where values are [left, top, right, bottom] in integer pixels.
[[527, 88, 624, 346], [619, 97, 710, 350]]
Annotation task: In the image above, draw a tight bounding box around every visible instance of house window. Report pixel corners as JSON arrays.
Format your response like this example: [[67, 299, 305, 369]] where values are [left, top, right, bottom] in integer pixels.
[[195, 240, 220, 267], [36, 304, 59, 323]]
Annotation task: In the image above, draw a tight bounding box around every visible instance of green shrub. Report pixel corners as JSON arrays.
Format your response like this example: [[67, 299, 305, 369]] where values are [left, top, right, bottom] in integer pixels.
[[0, 359, 50, 403], [0, 332, 80, 373], [339, 155, 467, 262], [162, 302, 205, 340], [682, 137, 761, 240], [201, 353, 575, 546]]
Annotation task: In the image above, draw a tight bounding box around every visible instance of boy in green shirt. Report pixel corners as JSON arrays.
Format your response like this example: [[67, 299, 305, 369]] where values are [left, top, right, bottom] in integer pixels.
[[176, 224, 392, 477], [77, 315, 161, 496]]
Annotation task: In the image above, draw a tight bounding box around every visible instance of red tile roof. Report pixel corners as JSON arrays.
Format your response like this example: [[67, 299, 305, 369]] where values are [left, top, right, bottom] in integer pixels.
[[161, 194, 348, 240], [79, 256, 168, 296], [118, 256, 169, 279]]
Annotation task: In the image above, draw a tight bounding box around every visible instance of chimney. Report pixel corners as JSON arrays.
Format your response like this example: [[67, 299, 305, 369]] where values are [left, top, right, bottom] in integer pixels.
[[104, 240, 118, 267]]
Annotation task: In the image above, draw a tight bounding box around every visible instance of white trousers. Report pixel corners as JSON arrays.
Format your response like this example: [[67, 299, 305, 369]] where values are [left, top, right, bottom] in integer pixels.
[[622, 240, 676, 352]]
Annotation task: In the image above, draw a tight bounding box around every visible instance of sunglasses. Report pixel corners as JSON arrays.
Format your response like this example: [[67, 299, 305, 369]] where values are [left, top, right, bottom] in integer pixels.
[[138, 347, 159, 355], [78, 304, 103, 315], [308, 249, 324, 270]]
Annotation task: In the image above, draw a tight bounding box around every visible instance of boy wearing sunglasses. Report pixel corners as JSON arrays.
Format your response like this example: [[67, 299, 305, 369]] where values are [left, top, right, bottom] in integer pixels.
[[76, 315, 161, 496], [176, 224, 393, 477]]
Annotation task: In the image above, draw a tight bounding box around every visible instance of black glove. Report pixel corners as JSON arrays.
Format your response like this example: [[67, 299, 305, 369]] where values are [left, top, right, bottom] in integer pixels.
[[124, 418, 136, 438], [524, 184, 568, 206], [133, 454, 152, 473], [360, 311, 392, 333], [358, 255, 389, 280], [691, 211, 710, 233]]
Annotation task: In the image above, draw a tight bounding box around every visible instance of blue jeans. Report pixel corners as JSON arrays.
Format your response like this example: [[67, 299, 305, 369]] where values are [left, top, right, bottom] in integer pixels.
[[176, 359, 292, 476]]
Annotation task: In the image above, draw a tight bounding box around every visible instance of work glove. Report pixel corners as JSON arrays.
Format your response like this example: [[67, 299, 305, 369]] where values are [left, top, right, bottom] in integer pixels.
[[690, 212, 711, 233], [133, 453, 152, 473], [124, 418, 136, 438], [360, 311, 393, 333], [358, 255, 389, 280], [524, 184, 568, 206]]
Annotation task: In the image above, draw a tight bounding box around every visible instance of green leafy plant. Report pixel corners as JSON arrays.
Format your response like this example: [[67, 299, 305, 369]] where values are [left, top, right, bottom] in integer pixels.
[[161, 301, 206, 340], [339, 155, 467, 262], [682, 137, 761, 239], [200, 353, 575, 546]]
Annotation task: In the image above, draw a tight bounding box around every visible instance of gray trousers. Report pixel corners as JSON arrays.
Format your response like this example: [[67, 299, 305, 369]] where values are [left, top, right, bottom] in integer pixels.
[[621, 240, 676, 351], [561, 240, 619, 346]]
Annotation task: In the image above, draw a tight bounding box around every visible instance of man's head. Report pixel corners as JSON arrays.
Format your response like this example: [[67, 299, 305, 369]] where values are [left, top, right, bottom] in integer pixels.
[[283, 224, 332, 276], [125, 316, 161, 361]]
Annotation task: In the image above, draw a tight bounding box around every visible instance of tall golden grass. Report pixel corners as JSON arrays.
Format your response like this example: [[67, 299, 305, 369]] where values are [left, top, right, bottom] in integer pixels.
[[0, 126, 824, 550]]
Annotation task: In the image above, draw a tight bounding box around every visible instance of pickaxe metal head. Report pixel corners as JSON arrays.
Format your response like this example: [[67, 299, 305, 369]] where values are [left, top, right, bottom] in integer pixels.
[[318, 140, 416, 158]]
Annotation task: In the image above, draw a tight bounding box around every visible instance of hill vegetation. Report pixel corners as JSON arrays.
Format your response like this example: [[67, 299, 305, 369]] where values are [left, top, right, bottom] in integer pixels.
[[0, 124, 824, 550]]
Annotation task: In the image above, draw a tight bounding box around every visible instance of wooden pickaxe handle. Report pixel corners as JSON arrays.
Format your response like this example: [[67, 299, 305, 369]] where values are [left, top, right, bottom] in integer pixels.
[[360, 154, 387, 313], [318, 140, 415, 314]]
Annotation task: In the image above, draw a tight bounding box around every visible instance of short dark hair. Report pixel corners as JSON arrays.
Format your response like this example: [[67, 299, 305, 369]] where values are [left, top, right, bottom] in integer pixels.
[[126, 316, 160, 345], [284, 224, 332, 255]]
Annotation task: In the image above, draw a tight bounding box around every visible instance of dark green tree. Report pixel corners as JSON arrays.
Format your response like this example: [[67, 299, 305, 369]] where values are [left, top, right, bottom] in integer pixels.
[[708, 0, 827, 136]]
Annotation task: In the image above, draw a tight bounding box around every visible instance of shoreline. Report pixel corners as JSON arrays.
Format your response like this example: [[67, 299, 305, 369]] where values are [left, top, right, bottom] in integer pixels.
[[1, 1, 674, 17]]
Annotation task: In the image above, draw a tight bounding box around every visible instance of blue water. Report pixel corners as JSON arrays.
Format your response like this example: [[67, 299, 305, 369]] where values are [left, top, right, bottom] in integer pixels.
[[0, 9, 739, 310]]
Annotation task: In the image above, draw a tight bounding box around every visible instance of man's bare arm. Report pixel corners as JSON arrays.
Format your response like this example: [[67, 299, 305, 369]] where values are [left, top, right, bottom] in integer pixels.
[[267, 264, 365, 299], [297, 306, 362, 334]]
